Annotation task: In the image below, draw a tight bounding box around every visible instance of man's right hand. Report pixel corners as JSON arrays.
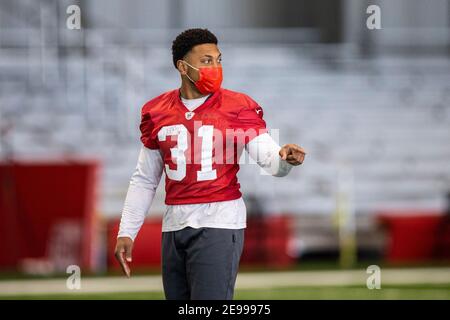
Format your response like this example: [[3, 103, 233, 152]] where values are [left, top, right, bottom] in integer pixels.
[[114, 237, 134, 277]]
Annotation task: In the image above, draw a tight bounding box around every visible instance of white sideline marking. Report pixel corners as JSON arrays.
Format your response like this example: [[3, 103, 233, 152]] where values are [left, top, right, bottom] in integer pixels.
[[0, 268, 449, 296]]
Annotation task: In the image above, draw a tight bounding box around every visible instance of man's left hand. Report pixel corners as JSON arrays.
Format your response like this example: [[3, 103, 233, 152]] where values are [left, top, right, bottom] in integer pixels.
[[279, 144, 306, 166]]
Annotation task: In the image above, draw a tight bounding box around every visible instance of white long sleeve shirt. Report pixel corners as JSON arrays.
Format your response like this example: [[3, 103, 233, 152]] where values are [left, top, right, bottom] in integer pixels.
[[118, 96, 293, 240]]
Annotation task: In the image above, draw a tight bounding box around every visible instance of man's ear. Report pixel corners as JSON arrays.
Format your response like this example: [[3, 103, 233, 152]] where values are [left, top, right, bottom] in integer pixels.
[[177, 60, 187, 75]]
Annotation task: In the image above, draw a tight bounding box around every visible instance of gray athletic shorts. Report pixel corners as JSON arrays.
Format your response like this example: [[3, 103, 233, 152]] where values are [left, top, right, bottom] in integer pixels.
[[161, 227, 245, 300]]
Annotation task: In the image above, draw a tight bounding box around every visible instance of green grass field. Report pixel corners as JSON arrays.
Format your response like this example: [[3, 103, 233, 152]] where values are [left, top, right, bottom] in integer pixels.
[[2, 284, 450, 300]]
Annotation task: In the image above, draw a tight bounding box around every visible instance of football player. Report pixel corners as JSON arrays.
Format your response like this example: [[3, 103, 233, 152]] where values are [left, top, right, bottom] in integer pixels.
[[115, 28, 306, 300]]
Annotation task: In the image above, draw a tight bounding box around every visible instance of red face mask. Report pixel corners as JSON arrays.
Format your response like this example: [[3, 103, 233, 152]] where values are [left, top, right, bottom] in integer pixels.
[[183, 61, 223, 94]]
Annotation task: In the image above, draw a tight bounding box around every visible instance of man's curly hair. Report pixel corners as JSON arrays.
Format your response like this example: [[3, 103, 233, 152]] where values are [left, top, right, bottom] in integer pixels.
[[171, 28, 218, 69]]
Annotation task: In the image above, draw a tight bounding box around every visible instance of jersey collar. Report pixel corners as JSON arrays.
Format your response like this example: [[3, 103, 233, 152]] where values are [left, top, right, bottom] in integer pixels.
[[175, 88, 222, 114]]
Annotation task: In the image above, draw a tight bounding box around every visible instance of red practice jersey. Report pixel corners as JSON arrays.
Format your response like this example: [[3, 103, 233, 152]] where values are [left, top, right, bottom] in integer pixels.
[[140, 88, 267, 205]]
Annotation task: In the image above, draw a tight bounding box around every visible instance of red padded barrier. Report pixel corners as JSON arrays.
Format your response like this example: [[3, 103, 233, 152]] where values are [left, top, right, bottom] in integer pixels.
[[241, 215, 295, 267], [108, 218, 162, 270], [0, 160, 99, 271], [377, 211, 450, 263]]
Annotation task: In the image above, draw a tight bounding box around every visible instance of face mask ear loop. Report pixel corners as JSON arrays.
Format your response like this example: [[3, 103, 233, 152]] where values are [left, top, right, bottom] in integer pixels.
[[185, 73, 195, 84], [182, 60, 199, 71], [182, 60, 199, 84]]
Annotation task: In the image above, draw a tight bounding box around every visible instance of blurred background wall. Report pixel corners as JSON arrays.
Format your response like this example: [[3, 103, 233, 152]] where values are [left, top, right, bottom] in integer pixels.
[[1, 0, 449, 273]]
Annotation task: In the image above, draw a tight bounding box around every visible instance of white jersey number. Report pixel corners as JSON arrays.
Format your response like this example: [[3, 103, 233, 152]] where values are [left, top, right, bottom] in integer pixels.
[[157, 124, 217, 181]]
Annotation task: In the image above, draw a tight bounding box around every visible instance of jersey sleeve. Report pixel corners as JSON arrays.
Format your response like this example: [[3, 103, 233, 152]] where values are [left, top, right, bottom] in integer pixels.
[[118, 146, 164, 241], [236, 95, 268, 144], [139, 105, 159, 149], [245, 132, 293, 177]]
